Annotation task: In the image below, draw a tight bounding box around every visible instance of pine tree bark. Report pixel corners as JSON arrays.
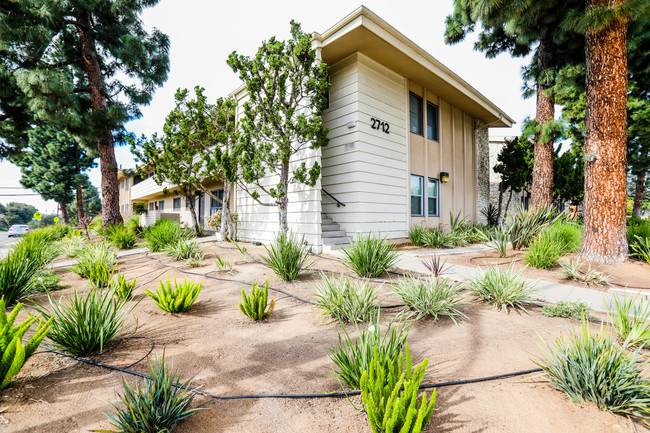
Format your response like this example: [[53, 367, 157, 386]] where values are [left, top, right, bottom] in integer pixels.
[[578, 0, 628, 263], [77, 9, 123, 227], [76, 184, 86, 225], [530, 36, 555, 209], [633, 172, 646, 217], [59, 202, 69, 225]]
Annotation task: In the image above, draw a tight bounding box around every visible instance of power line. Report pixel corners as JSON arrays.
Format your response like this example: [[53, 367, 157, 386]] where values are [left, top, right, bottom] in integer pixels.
[[0, 193, 41, 196]]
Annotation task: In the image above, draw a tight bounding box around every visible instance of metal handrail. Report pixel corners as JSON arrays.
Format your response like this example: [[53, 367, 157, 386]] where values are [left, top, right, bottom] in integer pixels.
[[322, 188, 346, 207]]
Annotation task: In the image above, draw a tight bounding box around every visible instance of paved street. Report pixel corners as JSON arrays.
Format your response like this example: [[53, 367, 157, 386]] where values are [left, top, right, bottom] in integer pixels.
[[0, 232, 17, 258]]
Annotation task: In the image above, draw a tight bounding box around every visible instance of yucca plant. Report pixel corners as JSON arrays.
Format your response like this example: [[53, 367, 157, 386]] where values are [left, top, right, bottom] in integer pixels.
[[542, 301, 593, 321], [485, 224, 510, 258], [0, 300, 52, 389], [630, 235, 650, 264], [72, 242, 117, 288], [146, 275, 201, 313], [144, 220, 190, 252], [57, 233, 87, 257], [341, 234, 398, 278], [0, 249, 42, 306], [104, 224, 137, 249], [606, 295, 650, 348], [420, 254, 451, 277], [329, 311, 410, 389], [33, 288, 131, 356], [239, 279, 275, 321], [392, 276, 467, 323], [261, 233, 311, 281], [164, 239, 204, 263], [467, 264, 536, 312], [507, 205, 565, 250], [111, 274, 137, 300], [558, 258, 611, 285], [535, 321, 650, 422], [361, 344, 436, 433], [98, 353, 202, 433], [314, 273, 377, 323]]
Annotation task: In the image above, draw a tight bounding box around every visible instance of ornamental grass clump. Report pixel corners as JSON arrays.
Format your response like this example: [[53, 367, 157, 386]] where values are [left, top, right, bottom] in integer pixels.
[[34, 288, 131, 356], [392, 276, 467, 323], [507, 205, 564, 250], [408, 223, 428, 247], [329, 312, 410, 389], [144, 220, 190, 252], [606, 295, 650, 348], [314, 273, 377, 323], [467, 264, 536, 312], [630, 235, 650, 264], [239, 279, 275, 321], [0, 249, 42, 306], [57, 232, 87, 257], [341, 234, 398, 278], [542, 301, 593, 321], [0, 300, 52, 389], [524, 232, 566, 270], [420, 228, 452, 249], [535, 321, 650, 422], [146, 275, 201, 313], [101, 354, 202, 433], [261, 233, 311, 281], [11, 232, 59, 267], [164, 239, 204, 264], [558, 258, 611, 285], [72, 243, 117, 288], [361, 344, 436, 433], [104, 223, 137, 249], [485, 224, 510, 258], [111, 274, 137, 301]]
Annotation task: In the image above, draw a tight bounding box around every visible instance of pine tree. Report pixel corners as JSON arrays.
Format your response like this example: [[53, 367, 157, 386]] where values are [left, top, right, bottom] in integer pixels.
[[66, 176, 102, 224], [0, 0, 170, 226]]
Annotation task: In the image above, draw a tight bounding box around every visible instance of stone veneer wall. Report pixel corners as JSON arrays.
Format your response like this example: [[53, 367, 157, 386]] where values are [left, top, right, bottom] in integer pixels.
[[488, 137, 521, 220], [475, 120, 490, 224]]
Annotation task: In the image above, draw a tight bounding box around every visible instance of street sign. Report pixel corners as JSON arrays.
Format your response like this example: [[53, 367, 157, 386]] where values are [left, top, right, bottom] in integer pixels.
[[53, 217, 60, 223], [33, 212, 42, 221]]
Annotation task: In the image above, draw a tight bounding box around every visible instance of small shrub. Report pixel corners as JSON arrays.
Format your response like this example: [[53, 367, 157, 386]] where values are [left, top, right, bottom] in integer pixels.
[[606, 295, 650, 348], [164, 239, 204, 263], [481, 203, 499, 227], [524, 232, 565, 269], [105, 224, 137, 249], [0, 300, 52, 389], [72, 243, 117, 288], [57, 233, 87, 257], [421, 227, 452, 249], [508, 205, 564, 250], [392, 276, 467, 323], [361, 344, 436, 433], [544, 222, 582, 254], [559, 258, 611, 285], [261, 233, 311, 281], [630, 235, 650, 264], [26, 224, 71, 242], [314, 273, 377, 323], [144, 220, 189, 252], [420, 254, 451, 277], [125, 216, 143, 235], [408, 223, 428, 247], [468, 263, 536, 312], [146, 275, 201, 313], [11, 233, 59, 267], [30, 270, 62, 294], [329, 312, 410, 389], [102, 354, 202, 432], [214, 255, 233, 272], [88, 217, 103, 235], [535, 321, 650, 422], [0, 249, 42, 306], [341, 234, 398, 278], [34, 288, 131, 356], [542, 301, 593, 321], [627, 218, 650, 249], [239, 279, 275, 321], [485, 225, 510, 258], [111, 274, 137, 300]]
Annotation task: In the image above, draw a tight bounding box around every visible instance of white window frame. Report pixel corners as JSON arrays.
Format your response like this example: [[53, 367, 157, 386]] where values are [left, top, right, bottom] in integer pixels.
[[410, 174, 424, 217], [427, 178, 439, 217]]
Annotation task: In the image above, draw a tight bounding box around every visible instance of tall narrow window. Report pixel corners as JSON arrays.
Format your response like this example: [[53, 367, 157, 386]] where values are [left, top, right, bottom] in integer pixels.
[[173, 197, 181, 211], [149, 202, 154, 211], [427, 102, 439, 141], [158, 200, 164, 211], [428, 178, 439, 216], [410, 175, 424, 216], [210, 189, 224, 215], [409, 92, 423, 135]]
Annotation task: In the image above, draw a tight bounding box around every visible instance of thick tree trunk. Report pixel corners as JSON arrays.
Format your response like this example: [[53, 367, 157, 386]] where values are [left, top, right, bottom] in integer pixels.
[[278, 163, 289, 236], [59, 202, 69, 225], [78, 10, 122, 227], [578, 0, 628, 263], [530, 36, 555, 209], [220, 181, 235, 240], [633, 172, 646, 217]]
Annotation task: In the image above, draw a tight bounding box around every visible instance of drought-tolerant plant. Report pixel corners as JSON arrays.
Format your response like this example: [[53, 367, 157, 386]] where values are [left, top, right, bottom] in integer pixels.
[[481, 203, 499, 227], [101, 354, 202, 433], [361, 344, 436, 433], [72, 242, 117, 288], [88, 217, 103, 235], [30, 270, 62, 294], [544, 222, 582, 254], [230, 238, 247, 260], [11, 233, 59, 267], [420, 254, 451, 278], [630, 235, 650, 264], [507, 205, 564, 250], [421, 227, 452, 249], [485, 224, 510, 258], [239, 279, 275, 321], [144, 219, 190, 252], [164, 239, 204, 263], [34, 288, 131, 356], [214, 255, 233, 272], [392, 276, 467, 323], [314, 273, 377, 323], [524, 232, 566, 269], [0, 249, 42, 305], [341, 234, 398, 278], [535, 321, 650, 422], [0, 300, 52, 389], [627, 217, 650, 251], [467, 264, 536, 312], [111, 274, 137, 300], [146, 275, 201, 313], [261, 233, 311, 281], [542, 301, 593, 321], [329, 311, 410, 389], [104, 224, 137, 249], [558, 259, 611, 285], [408, 223, 428, 247], [125, 215, 143, 236], [26, 224, 71, 243], [606, 295, 650, 348], [57, 233, 87, 257]]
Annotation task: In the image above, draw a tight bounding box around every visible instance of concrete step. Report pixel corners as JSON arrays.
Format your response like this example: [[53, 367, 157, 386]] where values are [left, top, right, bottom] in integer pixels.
[[322, 223, 341, 232], [322, 230, 348, 238], [322, 236, 350, 245]]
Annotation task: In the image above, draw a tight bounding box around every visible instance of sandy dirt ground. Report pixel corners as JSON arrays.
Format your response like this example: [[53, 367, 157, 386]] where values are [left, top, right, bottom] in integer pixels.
[[4, 241, 649, 433]]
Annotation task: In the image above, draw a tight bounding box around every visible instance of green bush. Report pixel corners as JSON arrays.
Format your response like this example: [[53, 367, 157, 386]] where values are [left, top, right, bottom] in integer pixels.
[[606, 295, 650, 348], [239, 279, 275, 321], [507, 205, 564, 250], [111, 274, 137, 301], [0, 300, 52, 389], [329, 312, 410, 389], [34, 287, 131, 356], [361, 344, 436, 433], [524, 232, 565, 269], [392, 276, 466, 323], [146, 275, 201, 313], [261, 233, 311, 281], [408, 223, 428, 247], [26, 224, 71, 242], [341, 234, 398, 278], [485, 225, 509, 258], [57, 232, 87, 257], [30, 270, 62, 294], [421, 227, 452, 249], [314, 273, 377, 323], [72, 242, 117, 288], [102, 353, 202, 432], [104, 224, 137, 249], [11, 233, 59, 267], [545, 222, 582, 253], [468, 264, 536, 312], [144, 220, 189, 252], [164, 239, 204, 263], [535, 321, 650, 422], [630, 235, 650, 264], [627, 217, 650, 247], [0, 249, 42, 306], [542, 301, 593, 321]]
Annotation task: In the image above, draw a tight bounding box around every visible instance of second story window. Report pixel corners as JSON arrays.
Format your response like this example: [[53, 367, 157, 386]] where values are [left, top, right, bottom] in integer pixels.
[[409, 92, 423, 135], [427, 102, 439, 141]]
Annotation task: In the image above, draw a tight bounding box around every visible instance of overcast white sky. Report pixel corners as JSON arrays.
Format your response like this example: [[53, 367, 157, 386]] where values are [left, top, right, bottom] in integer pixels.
[[0, 0, 536, 214]]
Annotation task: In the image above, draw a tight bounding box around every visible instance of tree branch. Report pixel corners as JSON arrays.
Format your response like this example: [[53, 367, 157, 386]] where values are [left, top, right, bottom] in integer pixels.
[[47, 57, 83, 69], [73, 86, 91, 93]]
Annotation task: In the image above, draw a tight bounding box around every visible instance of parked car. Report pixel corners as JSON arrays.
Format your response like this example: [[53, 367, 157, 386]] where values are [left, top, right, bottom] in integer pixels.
[[7, 225, 29, 237]]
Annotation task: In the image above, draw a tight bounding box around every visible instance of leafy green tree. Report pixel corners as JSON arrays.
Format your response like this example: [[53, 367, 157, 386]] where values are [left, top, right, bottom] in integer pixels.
[[493, 136, 534, 224], [67, 176, 101, 224], [10, 126, 95, 224], [227, 21, 329, 235], [0, 0, 170, 226], [553, 146, 584, 206], [2, 202, 38, 226]]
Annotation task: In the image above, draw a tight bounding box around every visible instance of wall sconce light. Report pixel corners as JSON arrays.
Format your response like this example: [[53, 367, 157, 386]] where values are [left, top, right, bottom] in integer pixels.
[[440, 172, 450, 183]]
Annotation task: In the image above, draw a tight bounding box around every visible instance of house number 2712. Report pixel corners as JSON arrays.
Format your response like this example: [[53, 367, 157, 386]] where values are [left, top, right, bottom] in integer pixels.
[[370, 117, 390, 134]]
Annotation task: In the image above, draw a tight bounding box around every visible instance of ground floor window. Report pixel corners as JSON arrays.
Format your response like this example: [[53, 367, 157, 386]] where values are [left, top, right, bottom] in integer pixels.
[[410, 175, 424, 216], [158, 200, 165, 211], [149, 202, 154, 211], [428, 178, 439, 216], [210, 189, 224, 215], [173, 197, 181, 211]]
